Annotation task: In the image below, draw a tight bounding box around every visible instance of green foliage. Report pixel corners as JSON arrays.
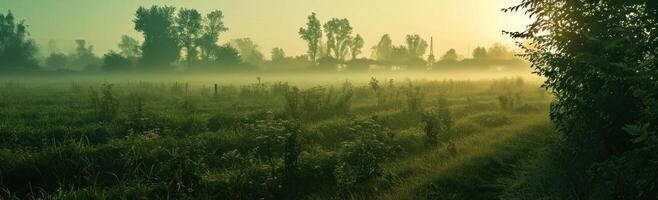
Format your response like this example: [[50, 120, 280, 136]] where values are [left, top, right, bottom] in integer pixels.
[[323, 18, 353, 61], [197, 10, 228, 64], [118, 35, 140, 59], [283, 83, 353, 120], [210, 44, 241, 67], [134, 6, 181, 68], [231, 38, 265, 67], [471, 112, 510, 128], [506, 1, 658, 198], [176, 8, 202, 66], [405, 34, 429, 58], [70, 40, 101, 71], [372, 34, 394, 62], [91, 84, 119, 122], [349, 34, 365, 60], [405, 83, 425, 113], [0, 10, 38, 70], [0, 78, 552, 199], [45, 53, 68, 70], [102, 51, 133, 72], [299, 12, 323, 62], [422, 97, 453, 146], [334, 117, 399, 192]]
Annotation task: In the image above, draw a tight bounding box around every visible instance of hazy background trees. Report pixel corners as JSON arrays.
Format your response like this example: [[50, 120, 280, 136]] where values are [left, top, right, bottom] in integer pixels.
[[230, 38, 263, 68], [69, 40, 101, 71], [1, 8, 528, 73], [118, 35, 140, 60], [372, 34, 394, 63], [405, 34, 428, 59], [44, 53, 67, 70]]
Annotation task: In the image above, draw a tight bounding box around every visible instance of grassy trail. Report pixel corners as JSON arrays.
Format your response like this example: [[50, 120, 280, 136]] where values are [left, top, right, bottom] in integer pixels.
[[375, 112, 555, 200]]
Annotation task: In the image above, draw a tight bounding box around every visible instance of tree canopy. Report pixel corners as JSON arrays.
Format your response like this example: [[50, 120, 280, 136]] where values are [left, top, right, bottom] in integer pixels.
[[323, 18, 353, 61], [0, 10, 38, 70], [507, 0, 658, 198], [298, 13, 323, 62], [134, 6, 180, 68]]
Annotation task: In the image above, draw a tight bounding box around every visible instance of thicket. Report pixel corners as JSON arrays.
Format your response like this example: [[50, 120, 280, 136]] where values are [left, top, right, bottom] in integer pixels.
[[506, 1, 658, 198]]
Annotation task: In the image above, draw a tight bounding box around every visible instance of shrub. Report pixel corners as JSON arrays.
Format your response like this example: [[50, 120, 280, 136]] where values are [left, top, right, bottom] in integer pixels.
[[207, 113, 243, 132], [471, 112, 510, 128], [334, 118, 399, 192]]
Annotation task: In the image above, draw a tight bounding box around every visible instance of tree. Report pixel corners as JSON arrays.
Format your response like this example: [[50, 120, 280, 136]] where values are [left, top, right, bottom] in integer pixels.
[[176, 8, 202, 66], [323, 18, 353, 61], [298, 13, 322, 62], [47, 39, 59, 55], [118, 35, 140, 58], [102, 51, 132, 72], [487, 43, 514, 60], [472, 47, 487, 60], [405, 34, 428, 58], [198, 10, 228, 63], [391, 45, 411, 63], [506, 1, 658, 198], [230, 38, 264, 66], [70, 40, 101, 70], [440, 49, 458, 62], [317, 41, 330, 59], [271, 47, 287, 63], [45, 53, 68, 70], [210, 44, 241, 67], [134, 6, 180, 68], [0, 10, 38, 70], [372, 34, 394, 62], [349, 34, 364, 60]]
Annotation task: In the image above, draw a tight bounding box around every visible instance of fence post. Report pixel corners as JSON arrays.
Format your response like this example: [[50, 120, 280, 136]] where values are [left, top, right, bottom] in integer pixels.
[[214, 84, 218, 97]]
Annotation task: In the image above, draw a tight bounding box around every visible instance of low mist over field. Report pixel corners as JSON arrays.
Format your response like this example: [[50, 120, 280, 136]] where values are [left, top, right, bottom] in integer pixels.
[[1, 0, 656, 199]]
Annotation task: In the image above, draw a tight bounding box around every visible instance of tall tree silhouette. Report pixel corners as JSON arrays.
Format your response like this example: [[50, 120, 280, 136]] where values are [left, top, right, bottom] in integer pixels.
[[405, 34, 428, 58], [271, 47, 286, 63], [372, 34, 394, 62], [230, 38, 264, 66], [118, 35, 140, 59], [134, 6, 180, 68], [323, 18, 353, 61], [198, 10, 228, 63], [299, 13, 322, 63], [349, 34, 364, 60], [0, 10, 38, 70], [440, 49, 458, 62], [70, 40, 100, 70], [176, 8, 202, 67], [472, 47, 487, 60], [210, 44, 241, 67]]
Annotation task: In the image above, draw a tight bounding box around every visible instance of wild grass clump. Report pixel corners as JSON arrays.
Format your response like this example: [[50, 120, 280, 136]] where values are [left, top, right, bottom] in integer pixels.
[[470, 112, 511, 128]]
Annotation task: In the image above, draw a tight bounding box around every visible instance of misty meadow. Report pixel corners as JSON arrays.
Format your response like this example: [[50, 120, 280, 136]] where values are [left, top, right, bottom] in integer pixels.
[[0, 0, 657, 200]]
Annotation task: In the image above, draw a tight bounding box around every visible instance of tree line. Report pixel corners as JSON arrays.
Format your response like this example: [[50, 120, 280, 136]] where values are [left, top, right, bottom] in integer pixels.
[[0, 7, 526, 73]]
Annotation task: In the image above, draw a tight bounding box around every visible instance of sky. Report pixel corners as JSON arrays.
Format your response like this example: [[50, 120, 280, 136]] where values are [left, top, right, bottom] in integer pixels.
[[0, 0, 530, 59]]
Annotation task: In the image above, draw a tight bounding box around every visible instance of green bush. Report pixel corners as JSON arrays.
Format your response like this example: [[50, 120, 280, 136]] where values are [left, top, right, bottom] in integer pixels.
[[470, 112, 510, 128]]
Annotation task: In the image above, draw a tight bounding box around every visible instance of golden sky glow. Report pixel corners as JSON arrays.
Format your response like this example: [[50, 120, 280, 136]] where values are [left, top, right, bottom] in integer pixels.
[[1, 0, 530, 58]]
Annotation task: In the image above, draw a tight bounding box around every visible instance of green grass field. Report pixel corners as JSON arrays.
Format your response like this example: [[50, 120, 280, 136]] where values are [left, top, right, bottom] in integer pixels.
[[0, 76, 555, 199]]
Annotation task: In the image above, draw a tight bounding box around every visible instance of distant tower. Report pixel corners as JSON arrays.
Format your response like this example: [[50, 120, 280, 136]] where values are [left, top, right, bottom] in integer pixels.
[[427, 36, 436, 68]]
